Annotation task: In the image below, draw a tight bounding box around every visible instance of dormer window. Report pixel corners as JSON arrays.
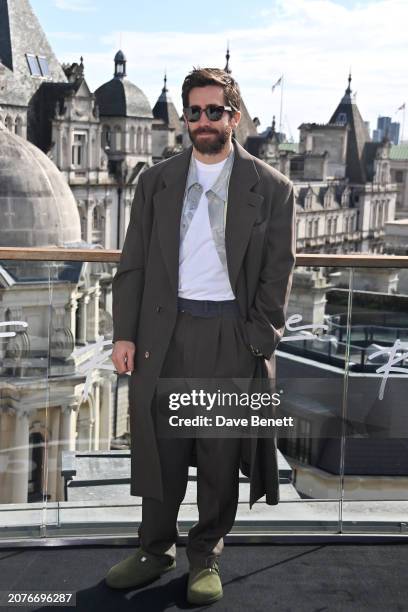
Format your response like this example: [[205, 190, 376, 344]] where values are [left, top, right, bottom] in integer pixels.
[[38, 56, 50, 76], [26, 53, 50, 77], [336, 112, 347, 125], [26, 53, 41, 76], [305, 189, 314, 210]]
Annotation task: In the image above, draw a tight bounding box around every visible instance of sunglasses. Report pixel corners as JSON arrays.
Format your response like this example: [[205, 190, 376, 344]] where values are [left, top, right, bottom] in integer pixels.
[[183, 104, 234, 122]]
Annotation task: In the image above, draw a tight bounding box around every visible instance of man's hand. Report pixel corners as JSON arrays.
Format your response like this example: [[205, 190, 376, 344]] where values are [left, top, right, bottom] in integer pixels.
[[112, 341, 136, 374]]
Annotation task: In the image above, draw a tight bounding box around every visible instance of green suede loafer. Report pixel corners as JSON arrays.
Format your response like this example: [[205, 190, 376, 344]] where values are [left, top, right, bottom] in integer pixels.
[[105, 547, 176, 589], [187, 560, 223, 605]]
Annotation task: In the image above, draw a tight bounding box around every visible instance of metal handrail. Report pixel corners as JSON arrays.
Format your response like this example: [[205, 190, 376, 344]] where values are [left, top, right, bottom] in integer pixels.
[[0, 247, 408, 267]]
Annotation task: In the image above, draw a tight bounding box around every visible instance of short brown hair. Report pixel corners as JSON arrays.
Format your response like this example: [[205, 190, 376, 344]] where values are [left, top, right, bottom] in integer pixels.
[[181, 67, 241, 112]]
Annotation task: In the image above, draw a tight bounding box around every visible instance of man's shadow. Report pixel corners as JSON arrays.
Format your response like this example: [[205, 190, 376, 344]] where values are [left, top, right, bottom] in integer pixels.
[[33, 571, 192, 612]]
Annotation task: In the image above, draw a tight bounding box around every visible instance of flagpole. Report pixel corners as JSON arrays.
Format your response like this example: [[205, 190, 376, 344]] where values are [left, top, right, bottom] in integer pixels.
[[279, 75, 284, 137], [396, 103, 406, 143]]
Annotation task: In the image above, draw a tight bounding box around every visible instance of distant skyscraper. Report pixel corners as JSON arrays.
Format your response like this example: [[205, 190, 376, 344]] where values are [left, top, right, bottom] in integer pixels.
[[389, 122, 400, 144], [378, 116, 392, 132], [373, 116, 400, 145]]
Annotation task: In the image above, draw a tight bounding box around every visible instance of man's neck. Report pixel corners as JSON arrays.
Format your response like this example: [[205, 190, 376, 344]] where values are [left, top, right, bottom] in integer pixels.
[[192, 140, 233, 165]]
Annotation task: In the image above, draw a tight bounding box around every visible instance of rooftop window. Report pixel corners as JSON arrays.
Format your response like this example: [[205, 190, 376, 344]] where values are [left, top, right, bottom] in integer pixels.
[[26, 53, 41, 76], [26, 53, 50, 77], [336, 112, 347, 125], [37, 56, 50, 76]]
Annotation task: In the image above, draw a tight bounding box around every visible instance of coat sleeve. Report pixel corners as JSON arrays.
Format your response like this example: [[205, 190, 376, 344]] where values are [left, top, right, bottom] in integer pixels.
[[112, 173, 146, 343], [244, 180, 296, 360]]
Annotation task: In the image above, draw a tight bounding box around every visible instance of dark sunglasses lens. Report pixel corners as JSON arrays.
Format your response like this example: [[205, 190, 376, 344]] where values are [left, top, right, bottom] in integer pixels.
[[207, 106, 224, 121], [186, 106, 201, 122]]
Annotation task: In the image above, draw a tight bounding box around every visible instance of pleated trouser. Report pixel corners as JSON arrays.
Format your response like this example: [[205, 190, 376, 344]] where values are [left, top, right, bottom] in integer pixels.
[[137, 303, 257, 568]]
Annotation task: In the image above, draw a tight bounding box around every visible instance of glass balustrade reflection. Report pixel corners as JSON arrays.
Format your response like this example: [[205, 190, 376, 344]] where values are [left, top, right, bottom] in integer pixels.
[[0, 259, 53, 538], [2, 254, 406, 540], [42, 258, 131, 536], [253, 264, 352, 531], [340, 266, 408, 533], [40, 259, 350, 536]]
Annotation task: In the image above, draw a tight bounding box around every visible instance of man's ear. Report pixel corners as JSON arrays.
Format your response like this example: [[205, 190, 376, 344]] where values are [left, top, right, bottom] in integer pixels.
[[231, 110, 241, 129]]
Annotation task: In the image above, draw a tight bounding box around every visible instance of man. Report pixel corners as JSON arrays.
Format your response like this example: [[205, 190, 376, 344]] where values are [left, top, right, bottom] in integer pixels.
[[106, 67, 296, 605]]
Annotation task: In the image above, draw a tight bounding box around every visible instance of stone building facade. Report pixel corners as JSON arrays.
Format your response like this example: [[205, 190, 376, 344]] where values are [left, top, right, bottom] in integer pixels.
[[248, 76, 398, 256], [0, 124, 120, 503], [0, 1, 399, 258], [389, 145, 408, 218], [0, 0, 152, 250]]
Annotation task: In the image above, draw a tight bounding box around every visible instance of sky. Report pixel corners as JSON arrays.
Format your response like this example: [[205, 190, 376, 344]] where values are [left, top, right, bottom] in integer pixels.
[[30, 0, 408, 141]]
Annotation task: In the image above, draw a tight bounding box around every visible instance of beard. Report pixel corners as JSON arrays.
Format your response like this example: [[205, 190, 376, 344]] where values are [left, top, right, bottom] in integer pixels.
[[188, 123, 232, 154]]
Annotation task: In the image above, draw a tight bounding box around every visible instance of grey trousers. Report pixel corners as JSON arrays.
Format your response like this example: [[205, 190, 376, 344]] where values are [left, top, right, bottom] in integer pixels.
[[137, 306, 257, 568]]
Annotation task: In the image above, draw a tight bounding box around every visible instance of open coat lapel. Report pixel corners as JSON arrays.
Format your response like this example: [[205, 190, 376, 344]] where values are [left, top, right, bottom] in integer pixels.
[[153, 137, 264, 295], [152, 148, 191, 295], [225, 141, 264, 292]]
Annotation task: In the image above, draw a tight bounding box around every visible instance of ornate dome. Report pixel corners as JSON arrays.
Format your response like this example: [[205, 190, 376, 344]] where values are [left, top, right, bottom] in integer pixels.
[[95, 77, 153, 119], [94, 50, 153, 119], [0, 124, 81, 247]]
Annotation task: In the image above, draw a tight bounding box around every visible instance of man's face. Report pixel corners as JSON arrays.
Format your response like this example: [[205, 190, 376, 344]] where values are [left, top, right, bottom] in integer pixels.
[[184, 85, 241, 155]]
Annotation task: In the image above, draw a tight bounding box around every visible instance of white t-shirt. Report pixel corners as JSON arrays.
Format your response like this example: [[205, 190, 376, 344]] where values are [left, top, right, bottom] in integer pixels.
[[178, 155, 235, 300]]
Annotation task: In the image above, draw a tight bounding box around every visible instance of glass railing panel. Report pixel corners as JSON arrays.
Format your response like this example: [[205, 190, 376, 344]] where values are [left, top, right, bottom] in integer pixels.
[[246, 263, 354, 532], [38, 258, 350, 536], [42, 258, 129, 537], [0, 259, 53, 539], [340, 265, 408, 533], [4, 253, 406, 539]]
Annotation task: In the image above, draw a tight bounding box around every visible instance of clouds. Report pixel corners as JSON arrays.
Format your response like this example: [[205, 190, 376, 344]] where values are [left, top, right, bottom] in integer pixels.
[[48, 31, 86, 40], [54, 0, 96, 12], [53, 0, 408, 138]]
